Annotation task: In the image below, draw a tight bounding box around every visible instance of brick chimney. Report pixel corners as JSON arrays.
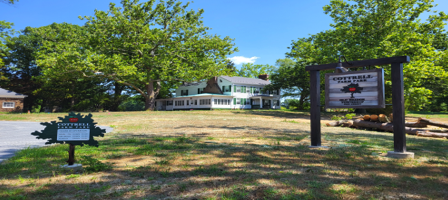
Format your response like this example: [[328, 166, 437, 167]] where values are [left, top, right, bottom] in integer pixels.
[[258, 74, 269, 81]]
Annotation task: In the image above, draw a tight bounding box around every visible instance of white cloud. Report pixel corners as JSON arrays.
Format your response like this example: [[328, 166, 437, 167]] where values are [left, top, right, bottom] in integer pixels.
[[229, 56, 259, 65]]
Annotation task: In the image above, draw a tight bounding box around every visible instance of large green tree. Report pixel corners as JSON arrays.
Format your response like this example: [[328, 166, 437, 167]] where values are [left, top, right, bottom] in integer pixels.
[[288, 0, 448, 111], [264, 58, 310, 110], [0, 26, 42, 111], [236, 63, 276, 78], [1, 24, 121, 112], [36, 0, 237, 110]]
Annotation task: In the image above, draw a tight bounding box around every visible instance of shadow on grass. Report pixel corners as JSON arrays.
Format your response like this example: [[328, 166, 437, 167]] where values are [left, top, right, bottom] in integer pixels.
[[229, 110, 313, 120], [1, 129, 448, 199], [228, 109, 355, 120]]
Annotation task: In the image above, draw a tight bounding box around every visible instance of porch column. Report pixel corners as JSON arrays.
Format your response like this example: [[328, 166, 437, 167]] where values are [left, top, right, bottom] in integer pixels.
[[260, 97, 262, 109]]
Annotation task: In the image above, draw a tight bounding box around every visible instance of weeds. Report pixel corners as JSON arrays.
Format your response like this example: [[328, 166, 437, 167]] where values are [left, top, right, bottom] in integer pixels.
[[80, 156, 113, 173]]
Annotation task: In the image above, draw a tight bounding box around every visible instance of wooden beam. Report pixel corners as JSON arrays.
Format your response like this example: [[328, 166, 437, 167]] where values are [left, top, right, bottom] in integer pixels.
[[391, 62, 406, 152], [310, 70, 321, 146], [305, 56, 410, 71]]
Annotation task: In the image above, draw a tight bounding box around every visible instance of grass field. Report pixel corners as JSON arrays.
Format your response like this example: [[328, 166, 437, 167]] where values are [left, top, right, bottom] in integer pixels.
[[1, 110, 448, 200]]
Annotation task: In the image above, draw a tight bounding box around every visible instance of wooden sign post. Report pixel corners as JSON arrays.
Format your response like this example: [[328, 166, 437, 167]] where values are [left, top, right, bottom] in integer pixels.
[[306, 56, 414, 159], [31, 112, 106, 166]]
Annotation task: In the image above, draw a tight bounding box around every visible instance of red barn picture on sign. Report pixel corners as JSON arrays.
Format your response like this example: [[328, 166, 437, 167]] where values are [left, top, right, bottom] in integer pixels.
[[325, 68, 385, 109]]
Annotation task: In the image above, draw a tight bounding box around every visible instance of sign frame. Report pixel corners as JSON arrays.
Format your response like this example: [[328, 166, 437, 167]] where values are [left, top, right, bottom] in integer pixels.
[[325, 68, 385, 109]]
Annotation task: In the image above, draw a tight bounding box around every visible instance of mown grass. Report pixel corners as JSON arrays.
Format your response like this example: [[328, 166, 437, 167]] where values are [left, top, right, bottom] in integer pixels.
[[1, 110, 448, 199], [407, 111, 448, 119]]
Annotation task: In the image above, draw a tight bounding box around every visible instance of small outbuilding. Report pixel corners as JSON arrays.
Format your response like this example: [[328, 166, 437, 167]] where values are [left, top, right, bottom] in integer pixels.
[[0, 87, 27, 112]]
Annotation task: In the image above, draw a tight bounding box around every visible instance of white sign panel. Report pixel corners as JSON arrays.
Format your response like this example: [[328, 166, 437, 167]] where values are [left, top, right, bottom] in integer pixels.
[[325, 68, 385, 109], [57, 129, 90, 141]]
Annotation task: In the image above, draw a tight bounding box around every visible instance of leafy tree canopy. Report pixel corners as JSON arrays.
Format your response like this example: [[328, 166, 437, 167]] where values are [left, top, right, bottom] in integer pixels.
[[36, 0, 237, 110], [236, 63, 276, 78], [264, 58, 311, 110], [288, 0, 448, 111], [0, 20, 15, 67]]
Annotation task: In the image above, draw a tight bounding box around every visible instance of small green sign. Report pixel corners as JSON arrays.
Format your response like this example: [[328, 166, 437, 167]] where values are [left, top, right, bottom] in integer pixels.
[[31, 112, 106, 147]]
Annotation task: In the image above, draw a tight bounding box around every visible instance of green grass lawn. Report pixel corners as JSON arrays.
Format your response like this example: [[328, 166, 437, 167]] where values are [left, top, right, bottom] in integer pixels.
[[1, 110, 448, 199]]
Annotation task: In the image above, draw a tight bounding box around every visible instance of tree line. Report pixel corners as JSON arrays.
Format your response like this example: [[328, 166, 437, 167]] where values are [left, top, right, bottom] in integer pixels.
[[1, 0, 448, 113], [267, 0, 448, 112]]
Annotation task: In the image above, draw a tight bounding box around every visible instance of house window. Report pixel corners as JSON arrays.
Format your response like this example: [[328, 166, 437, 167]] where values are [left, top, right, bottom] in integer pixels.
[[181, 90, 189, 96], [167, 101, 173, 105], [186, 100, 189, 105], [236, 86, 241, 93], [175, 100, 185, 106], [246, 87, 250, 93], [214, 99, 230, 105], [236, 98, 241, 104], [200, 99, 211, 105], [195, 100, 197, 105], [2, 102, 14, 108], [254, 88, 260, 94], [246, 99, 251, 105], [215, 99, 230, 105], [273, 90, 278, 95]]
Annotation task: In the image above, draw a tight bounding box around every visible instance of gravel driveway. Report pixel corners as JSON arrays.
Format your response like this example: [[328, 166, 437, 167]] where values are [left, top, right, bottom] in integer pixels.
[[0, 121, 113, 163]]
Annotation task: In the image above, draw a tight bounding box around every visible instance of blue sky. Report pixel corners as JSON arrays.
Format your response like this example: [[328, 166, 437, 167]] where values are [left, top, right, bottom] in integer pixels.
[[2, 0, 447, 69]]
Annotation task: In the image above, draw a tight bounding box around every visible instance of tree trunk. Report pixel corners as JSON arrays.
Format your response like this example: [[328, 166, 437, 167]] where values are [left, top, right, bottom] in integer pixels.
[[144, 81, 161, 111], [417, 118, 448, 129], [342, 120, 354, 127], [326, 120, 345, 126], [298, 95, 305, 110], [353, 119, 427, 135], [405, 122, 428, 128], [416, 132, 448, 138], [145, 82, 155, 111], [110, 82, 124, 111]]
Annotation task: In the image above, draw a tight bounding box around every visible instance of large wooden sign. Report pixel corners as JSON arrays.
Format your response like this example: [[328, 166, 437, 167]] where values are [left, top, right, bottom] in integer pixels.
[[325, 68, 385, 109]]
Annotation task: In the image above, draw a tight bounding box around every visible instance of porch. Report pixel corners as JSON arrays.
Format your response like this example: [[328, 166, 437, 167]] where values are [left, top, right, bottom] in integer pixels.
[[250, 95, 275, 109]]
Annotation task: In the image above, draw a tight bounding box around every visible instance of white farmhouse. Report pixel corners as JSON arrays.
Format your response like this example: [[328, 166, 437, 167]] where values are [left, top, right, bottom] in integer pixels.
[[155, 75, 281, 111]]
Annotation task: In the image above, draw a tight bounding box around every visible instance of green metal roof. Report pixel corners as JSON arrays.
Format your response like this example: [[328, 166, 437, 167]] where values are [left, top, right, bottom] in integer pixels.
[[173, 93, 233, 98]]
